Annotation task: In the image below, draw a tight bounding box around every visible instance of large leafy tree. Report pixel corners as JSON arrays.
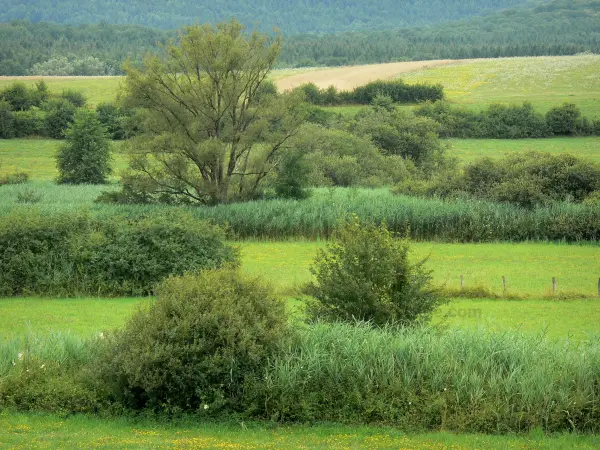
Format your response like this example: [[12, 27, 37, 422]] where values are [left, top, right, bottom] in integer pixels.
[[120, 20, 306, 204]]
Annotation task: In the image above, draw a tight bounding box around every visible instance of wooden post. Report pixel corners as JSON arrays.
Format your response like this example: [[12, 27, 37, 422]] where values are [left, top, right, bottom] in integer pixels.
[[460, 275, 464, 289], [502, 276, 507, 294], [597, 278, 600, 296], [552, 277, 557, 294]]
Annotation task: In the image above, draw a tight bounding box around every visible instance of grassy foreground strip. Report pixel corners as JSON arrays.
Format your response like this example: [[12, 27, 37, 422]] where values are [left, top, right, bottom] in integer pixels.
[[2, 413, 599, 450]]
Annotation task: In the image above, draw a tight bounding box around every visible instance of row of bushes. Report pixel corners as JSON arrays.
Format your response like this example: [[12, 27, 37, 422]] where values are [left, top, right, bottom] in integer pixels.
[[0, 82, 135, 139], [415, 101, 600, 138], [393, 151, 600, 208], [296, 79, 444, 106], [2, 270, 599, 432], [0, 210, 237, 297]]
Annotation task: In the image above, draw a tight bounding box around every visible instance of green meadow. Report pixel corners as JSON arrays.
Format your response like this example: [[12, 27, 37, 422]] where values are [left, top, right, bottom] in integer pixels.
[[2, 240, 599, 341], [402, 55, 600, 117], [0, 76, 123, 106], [447, 137, 600, 164]]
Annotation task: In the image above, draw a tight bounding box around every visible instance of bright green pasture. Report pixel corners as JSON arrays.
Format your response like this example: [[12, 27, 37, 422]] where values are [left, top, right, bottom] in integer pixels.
[[3, 412, 598, 450], [434, 298, 600, 341], [240, 241, 600, 297], [2, 295, 599, 341], [0, 297, 145, 339], [401, 55, 600, 117], [447, 137, 600, 164], [0, 77, 123, 106], [0, 139, 127, 180], [0, 67, 314, 107]]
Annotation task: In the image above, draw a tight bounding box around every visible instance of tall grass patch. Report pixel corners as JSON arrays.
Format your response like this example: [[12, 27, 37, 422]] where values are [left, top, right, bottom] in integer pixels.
[[258, 323, 600, 432]]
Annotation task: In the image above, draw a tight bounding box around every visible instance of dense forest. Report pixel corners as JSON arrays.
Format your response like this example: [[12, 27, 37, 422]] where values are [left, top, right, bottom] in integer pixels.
[[0, 0, 598, 75], [280, 0, 600, 66], [0, 0, 534, 34]]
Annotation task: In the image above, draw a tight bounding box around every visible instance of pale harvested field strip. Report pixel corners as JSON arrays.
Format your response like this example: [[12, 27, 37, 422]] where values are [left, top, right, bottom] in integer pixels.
[[275, 59, 457, 91]]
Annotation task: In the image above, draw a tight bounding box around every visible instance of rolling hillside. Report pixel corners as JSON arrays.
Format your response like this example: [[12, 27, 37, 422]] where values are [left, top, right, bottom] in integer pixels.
[[0, 0, 535, 33]]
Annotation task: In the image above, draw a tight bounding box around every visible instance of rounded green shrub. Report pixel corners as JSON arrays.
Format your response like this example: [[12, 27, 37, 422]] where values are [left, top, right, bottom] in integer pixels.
[[86, 212, 239, 296], [305, 216, 444, 326], [98, 269, 289, 413]]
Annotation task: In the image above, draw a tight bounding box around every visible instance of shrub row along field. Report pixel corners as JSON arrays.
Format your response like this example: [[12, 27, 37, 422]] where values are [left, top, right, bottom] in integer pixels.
[[2, 137, 598, 181], [2, 318, 600, 433], [2, 183, 600, 242]]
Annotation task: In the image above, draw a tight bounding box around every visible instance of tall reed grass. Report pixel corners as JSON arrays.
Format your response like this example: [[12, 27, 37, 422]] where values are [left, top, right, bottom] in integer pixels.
[[1, 183, 600, 242], [259, 323, 600, 432]]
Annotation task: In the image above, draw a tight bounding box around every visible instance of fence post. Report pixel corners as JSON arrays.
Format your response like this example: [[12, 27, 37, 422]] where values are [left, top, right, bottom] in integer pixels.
[[552, 277, 557, 294], [502, 276, 507, 294], [460, 275, 464, 289], [597, 278, 600, 296]]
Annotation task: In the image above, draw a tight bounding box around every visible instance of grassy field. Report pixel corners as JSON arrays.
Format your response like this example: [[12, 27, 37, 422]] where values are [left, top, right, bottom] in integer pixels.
[[401, 55, 600, 117], [0, 139, 127, 180], [1, 240, 599, 341], [0, 67, 316, 107], [447, 137, 600, 164], [2, 295, 599, 342], [2, 55, 598, 116], [4, 412, 599, 449], [0, 76, 123, 106], [240, 241, 600, 297]]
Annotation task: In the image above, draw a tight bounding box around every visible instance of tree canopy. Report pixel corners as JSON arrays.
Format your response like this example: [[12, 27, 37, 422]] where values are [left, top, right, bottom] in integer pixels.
[[119, 20, 306, 205]]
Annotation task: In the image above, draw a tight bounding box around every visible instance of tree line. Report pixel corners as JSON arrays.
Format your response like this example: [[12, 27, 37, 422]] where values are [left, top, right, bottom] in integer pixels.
[[0, 0, 598, 75], [0, 0, 530, 34]]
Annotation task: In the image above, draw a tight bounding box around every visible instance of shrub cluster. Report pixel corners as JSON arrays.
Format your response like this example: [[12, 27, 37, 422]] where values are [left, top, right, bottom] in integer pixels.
[[96, 269, 288, 413], [0, 210, 237, 296], [297, 79, 444, 106], [415, 101, 600, 138], [0, 81, 136, 140], [394, 152, 600, 208], [305, 217, 443, 326], [0, 82, 81, 139]]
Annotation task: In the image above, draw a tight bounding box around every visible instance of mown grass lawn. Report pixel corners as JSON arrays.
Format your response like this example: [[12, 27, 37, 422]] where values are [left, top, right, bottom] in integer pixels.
[[2, 411, 600, 449]]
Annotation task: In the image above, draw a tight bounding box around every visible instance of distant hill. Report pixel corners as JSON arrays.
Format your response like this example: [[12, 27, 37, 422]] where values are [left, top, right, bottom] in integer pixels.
[[0, 0, 535, 34], [280, 0, 600, 66], [0, 0, 598, 75]]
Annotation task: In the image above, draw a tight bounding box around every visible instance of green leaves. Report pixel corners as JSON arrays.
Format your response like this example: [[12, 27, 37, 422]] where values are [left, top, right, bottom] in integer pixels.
[[56, 109, 112, 184]]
